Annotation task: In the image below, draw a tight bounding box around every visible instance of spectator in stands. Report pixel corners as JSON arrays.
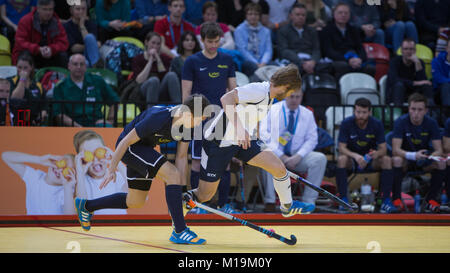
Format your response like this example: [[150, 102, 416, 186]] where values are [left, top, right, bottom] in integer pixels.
[[195, 1, 235, 50], [436, 28, 450, 56], [391, 92, 446, 213], [12, 0, 69, 68], [134, 0, 168, 37], [234, 3, 274, 80], [277, 3, 322, 75], [387, 38, 433, 106], [216, 0, 269, 29], [379, 0, 418, 52], [154, 0, 195, 58], [52, 54, 119, 127], [95, 0, 131, 43], [295, 0, 330, 31], [431, 39, 450, 107], [181, 22, 237, 213], [265, 0, 296, 31], [414, 0, 450, 51], [347, 0, 385, 45], [131, 31, 180, 107], [9, 51, 46, 125], [320, 2, 375, 80], [0, 0, 36, 45], [184, 0, 209, 26], [170, 31, 202, 83], [260, 88, 327, 208], [335, 98, 397, 213], [64, 0, 100, 67]]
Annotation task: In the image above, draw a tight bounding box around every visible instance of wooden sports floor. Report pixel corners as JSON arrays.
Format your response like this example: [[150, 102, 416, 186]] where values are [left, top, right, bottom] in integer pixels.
[[1, 224, 449, 253]]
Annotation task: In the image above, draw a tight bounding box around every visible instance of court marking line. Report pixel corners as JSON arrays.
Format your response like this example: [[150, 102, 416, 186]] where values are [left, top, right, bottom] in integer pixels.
[[45, 226, 190, 253]]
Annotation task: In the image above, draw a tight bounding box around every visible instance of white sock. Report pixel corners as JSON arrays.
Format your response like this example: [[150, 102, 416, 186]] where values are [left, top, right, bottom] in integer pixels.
[[272, 172, 292, 208]]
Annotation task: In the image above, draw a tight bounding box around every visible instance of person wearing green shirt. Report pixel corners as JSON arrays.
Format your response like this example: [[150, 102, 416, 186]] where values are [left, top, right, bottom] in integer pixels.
[[95, 0, 131, 42], [52, 54, 119, 127]]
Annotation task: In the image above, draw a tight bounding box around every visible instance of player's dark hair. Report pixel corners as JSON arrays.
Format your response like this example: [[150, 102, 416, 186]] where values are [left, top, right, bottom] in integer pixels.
[[270, 64, 302, 92], [354, 97, 372, 110], [37, 0, 54, 6], [182, 93, 210, 117], [408, 92, 427, 107], [200, 22, 223, 40], [202, 1, 218, 14]]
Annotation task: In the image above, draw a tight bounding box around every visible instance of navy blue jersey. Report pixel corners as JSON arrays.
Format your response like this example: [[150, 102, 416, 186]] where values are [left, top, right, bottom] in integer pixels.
[[392, 114, 441, 151], [117, 106, 190, 147], [182, 51, 235, 106], [338, 116, 385, 155], [445, 117, 450, 138]]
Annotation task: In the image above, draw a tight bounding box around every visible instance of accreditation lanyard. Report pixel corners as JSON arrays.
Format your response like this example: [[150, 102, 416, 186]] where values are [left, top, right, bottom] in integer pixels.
[[282, 104, 300, 134], [167, 16, 183, 47]]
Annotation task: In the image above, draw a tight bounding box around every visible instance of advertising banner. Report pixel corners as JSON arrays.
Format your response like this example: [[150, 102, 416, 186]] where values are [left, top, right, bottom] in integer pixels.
[[0, 127, 168, 215]]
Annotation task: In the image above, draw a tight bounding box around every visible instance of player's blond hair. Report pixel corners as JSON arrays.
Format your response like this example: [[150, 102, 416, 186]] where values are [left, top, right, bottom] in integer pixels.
[[270, 64, 302, 92]]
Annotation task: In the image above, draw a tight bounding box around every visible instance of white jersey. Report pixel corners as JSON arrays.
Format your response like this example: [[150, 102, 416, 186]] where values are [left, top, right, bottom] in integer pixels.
[[22, 166, 64, 215], [204, 81, 274, 147], [85, 171, 128, 215]]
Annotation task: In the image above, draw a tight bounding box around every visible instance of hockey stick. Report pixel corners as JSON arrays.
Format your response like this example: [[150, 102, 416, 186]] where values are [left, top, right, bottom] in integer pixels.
[[287, 171, 357, 211], [187, 199, 297, 246], [239, 165, 247, 212]]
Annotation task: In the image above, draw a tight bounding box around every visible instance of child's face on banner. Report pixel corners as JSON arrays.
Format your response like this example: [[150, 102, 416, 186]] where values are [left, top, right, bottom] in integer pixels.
[[80, 138, 109, 179], [47, 155, 75, 185]]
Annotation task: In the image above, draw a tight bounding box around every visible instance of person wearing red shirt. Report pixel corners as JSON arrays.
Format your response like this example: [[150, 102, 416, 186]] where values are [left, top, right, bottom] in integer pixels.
[[153, 0, 194, 58], [12, 0, 69, 68]]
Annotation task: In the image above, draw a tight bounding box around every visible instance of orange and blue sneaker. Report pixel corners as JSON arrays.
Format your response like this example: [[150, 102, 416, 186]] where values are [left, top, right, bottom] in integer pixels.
[[280, 200, 315, 217], [170, 227, 206, 245], [392, 198, 405, 212], [74, 198, 93, 231], [424, 200, 440, 213]]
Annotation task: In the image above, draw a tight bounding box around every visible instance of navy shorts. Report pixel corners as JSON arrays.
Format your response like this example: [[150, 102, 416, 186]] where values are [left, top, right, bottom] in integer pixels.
[[121, 143, 167, 191], [199, 139, 264, 182]]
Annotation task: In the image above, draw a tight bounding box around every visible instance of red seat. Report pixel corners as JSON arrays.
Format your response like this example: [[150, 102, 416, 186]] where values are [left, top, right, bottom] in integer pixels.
[[363, 43, 390, 82]]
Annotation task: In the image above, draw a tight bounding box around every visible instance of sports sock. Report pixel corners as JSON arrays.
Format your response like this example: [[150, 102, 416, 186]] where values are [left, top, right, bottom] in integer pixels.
[[190, 170, 200, 190], [335, 168, 348, 199], [85, 193, 128, 212], [392, 167, 404, 200], [380, 169, 394, 202], [166, 184, 187, 233], [218, 170, 231, 207], [272, 171, 293, 208]]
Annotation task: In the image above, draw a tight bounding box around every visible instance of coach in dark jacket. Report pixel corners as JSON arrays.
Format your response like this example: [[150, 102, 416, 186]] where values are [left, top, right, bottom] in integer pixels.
[[320, 2, 375, 80]]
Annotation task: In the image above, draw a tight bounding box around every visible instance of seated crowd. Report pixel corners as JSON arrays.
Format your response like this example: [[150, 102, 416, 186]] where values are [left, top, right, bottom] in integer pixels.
[[0, 0, 449, 214]]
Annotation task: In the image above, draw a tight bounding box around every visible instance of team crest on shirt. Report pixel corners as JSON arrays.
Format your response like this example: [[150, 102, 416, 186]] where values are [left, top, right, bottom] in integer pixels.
[[208, 72, 220, 78], [411, 138, 422, 145], [357, 140, 368, 147]]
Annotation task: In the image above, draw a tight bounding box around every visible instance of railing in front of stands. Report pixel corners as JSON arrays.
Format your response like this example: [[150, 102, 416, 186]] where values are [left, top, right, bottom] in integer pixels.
[[3, 99, 449, 135]]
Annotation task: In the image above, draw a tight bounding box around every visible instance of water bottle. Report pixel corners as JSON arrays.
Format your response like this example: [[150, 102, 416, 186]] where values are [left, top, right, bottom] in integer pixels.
[[358, 153, 372, 170], [360, 179, 374, 212], [441, 190, 448, 205], [414, 190, 421, 213]]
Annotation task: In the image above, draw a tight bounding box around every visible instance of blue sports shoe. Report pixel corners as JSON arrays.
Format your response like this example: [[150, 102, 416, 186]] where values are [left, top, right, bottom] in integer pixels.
[[169, 227, 206, 245], [380, 198, 399, 214], [74, 198, 93, 231], [280, 200, 315, 217]]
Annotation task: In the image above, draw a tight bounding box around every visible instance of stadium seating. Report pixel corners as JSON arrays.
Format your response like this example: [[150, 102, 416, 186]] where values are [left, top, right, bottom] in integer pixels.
[[0, 34, 12, 66], [339, 73, 380, 105], [363, 43, 390, 82]]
